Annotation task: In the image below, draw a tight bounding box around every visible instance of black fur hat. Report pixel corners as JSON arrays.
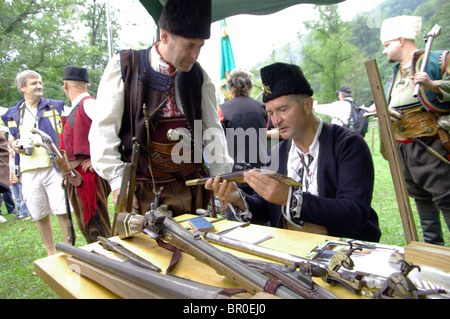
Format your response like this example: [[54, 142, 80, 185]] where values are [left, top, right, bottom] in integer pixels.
[[63, 66, 89, 83], [260, 63, 313, 103], [158, 0, 212, 39]]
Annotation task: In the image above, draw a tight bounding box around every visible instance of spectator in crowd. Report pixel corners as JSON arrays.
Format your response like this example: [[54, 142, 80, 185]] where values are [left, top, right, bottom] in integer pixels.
[[1, 70, 69, 255], [9, 146, 29, 219], [218, 68, 268, 194], [314, 86, 353, 127], [0, 132, 10, 194]]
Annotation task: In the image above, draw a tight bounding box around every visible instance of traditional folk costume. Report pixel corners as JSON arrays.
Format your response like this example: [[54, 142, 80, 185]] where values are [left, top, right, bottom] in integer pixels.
[[61, 66, 111, 243], [229, 63, 381, 242], [381, 16, 450, 245], [90, 0, 233, 216]]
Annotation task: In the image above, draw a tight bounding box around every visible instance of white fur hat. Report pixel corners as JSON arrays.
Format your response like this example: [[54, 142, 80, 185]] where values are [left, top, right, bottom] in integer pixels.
[[380, 15, 422, 43]]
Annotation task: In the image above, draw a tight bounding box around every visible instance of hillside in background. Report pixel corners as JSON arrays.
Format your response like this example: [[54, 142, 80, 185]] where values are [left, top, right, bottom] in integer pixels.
[[250, 0, 449, 105]]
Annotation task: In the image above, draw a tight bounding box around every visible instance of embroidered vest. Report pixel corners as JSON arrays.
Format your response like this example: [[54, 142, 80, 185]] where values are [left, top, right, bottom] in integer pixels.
[[385, 50, 450, 115], [412, 49, 450, 114], [61, 96, 93, 160], [119, 48, 204, 178]]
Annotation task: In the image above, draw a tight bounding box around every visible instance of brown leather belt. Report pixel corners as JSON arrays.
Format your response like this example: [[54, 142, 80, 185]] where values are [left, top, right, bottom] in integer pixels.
[[137, 140, 198, 181], [138, 117, 201, 182]]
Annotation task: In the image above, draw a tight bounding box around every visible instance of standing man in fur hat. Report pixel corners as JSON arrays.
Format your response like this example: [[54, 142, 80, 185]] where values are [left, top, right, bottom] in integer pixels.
[[61, 66, 112, 243], [206, 63, 381, 242], [90, 0, 233, 218], [380, 15, 450, 245]]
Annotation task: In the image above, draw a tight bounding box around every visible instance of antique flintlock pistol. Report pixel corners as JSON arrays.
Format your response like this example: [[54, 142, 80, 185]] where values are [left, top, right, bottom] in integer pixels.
[[185, 168, 301, 187]]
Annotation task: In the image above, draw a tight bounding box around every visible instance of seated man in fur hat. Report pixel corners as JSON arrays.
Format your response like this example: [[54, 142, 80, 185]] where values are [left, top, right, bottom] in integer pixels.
[[206, 63, 381, 242], [90, 0, 232, 217]]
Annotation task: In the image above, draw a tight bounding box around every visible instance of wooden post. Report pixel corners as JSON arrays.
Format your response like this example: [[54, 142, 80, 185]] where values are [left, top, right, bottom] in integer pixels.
[[365, 59, 419, 244]]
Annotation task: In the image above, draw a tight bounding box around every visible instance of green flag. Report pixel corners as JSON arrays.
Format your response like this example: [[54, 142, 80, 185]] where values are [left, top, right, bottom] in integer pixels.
[[220, 19, 236, 101]]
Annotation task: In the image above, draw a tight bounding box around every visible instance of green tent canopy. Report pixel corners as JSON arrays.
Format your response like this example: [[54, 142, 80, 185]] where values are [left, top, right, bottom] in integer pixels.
[[138, 0, 344, 24]]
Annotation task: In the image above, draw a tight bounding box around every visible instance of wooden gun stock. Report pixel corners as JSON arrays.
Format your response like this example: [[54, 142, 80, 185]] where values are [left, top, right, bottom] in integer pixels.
[[239, 258, 338, 299], [186, 168, 301, 187], [115, 211, 302, 299]]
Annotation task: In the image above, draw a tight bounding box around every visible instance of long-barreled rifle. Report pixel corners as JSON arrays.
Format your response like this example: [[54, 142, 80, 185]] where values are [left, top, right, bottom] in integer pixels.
[[200, 230, 375, 296], [115, 209, 302, 299], [200, 231, 447, 299], [55, 242, 236, 299], [412, 24, 441, 97]]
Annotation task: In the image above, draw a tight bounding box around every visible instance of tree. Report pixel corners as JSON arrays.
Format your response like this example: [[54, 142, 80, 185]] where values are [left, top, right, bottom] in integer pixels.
[[250, 0, 448, 107], [75, 0, 120, 97], [0, 0, 118, 108], [300, 5, 370, 104]]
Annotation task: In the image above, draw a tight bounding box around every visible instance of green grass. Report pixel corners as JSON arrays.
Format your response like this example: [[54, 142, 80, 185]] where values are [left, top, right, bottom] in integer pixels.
[[0, 125, 448, 299], [366, 125, 449, 247], [0, 213, 66, 299], [0, 198, 115, 299]]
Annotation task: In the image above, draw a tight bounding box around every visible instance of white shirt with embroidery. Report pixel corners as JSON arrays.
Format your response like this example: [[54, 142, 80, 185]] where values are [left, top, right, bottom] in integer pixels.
[[283, 119, 322, 229], [89, 45, 233, 191], [229, 120, 322, 225]]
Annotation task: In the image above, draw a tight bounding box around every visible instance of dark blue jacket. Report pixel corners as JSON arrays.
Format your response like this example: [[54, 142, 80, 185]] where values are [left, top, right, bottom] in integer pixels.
[[247, 123, 381, 242], [219, 95, 268, 170]]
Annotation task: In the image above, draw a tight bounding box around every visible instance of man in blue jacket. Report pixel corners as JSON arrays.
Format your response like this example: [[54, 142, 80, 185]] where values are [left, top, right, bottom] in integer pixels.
[[206, 63, 381, 242], [1, 70, 69, 255]]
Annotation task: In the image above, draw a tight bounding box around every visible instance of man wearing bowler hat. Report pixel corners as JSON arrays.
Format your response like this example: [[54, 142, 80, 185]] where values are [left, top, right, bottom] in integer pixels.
[[314, 86, 354, 128], [90, 0, 232, 217], [61, 66, 112, 243], [206, 62, 381, 242], [315, 85, 368, 137]]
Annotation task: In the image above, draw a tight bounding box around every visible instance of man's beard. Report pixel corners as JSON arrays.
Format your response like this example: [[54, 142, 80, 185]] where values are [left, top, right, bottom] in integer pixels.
[[387, 56, 398, 64]]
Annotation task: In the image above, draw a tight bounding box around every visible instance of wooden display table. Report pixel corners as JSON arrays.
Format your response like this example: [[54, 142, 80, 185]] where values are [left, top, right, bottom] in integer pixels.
[[32, 214, 395, 299]]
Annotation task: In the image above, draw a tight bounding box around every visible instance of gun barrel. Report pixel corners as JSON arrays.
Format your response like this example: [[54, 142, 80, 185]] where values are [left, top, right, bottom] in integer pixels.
[[160, 216, 302, 299], [97, 236, 162, 272], [185, 171, 245, 186], [202, 231, 328, 269], [56, 242, 233, 299], [185, 169, 301, 187], [413, 24, 441, 98]]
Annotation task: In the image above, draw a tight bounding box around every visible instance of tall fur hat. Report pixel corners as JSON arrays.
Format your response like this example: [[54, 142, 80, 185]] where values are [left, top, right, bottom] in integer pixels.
[[260, 63, 313, 103], [380, 15, 422, 43], [158, 0, 212, 39]]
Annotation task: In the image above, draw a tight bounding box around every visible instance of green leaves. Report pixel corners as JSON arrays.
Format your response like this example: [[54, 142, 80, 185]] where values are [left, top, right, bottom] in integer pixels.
[[0, 0, 117, 107]]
